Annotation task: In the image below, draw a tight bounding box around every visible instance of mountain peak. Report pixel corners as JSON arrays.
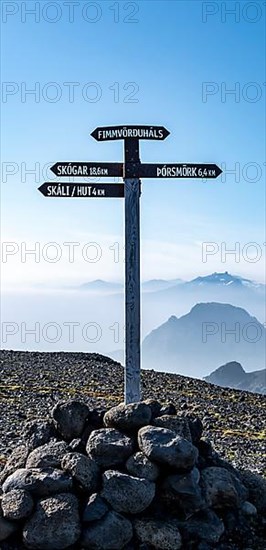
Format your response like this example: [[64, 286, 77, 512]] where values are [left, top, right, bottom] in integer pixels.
[[204, 361, 266, 394], [168, 315, 178, 322], [207, 361, 245, 379], [189, 272, 246, 286], [143, 303, 265, 381]]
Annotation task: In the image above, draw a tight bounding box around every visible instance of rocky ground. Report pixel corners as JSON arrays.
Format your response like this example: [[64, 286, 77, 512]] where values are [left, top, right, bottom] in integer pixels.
[[0, 350, 265, 479], [1, 394, 266, 549]]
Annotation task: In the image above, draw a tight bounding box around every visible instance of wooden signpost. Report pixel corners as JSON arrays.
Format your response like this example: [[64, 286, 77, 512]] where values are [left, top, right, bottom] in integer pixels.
[[38, 125, 222, 404]]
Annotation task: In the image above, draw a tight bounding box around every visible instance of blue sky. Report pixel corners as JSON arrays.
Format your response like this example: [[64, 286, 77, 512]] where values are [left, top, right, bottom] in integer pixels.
[[1, 0, 265, 286]]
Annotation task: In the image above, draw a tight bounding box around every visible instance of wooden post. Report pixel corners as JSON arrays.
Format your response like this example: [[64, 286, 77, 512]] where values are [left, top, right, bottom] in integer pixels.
[[124, 139, 141, 404]]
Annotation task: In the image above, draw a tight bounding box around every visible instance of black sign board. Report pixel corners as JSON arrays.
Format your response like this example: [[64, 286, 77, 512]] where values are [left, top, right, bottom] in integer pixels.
[[38, 183, 124, 198], [128, 163, 222, 179], [50, 162, 123, 178], [91, 125, 170, 142]]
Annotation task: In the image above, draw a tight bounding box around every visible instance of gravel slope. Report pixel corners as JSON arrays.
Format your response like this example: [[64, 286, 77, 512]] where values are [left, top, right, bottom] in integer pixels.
[[0, 350, 265, 477]]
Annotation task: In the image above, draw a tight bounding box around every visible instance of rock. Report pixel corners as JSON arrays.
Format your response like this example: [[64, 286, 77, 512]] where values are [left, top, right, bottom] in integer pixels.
[[162, 468, 206, 516], [69, 438, 85, 453], [80, 409, 106, 445], [0, 445, 29, 485], [22, 420, 56, 450], [82, 493, 109, 522], [86, 428, 134, 468], [241, 501, 257, 516], [239, 470, 266, 514], [81, 510, 133, 549], [153, 415, 192, 442], [197, 544, 212, 550], [61, 452, 99, 492], [103, 402, 152, 431], [52, 399, 90, 440], [178, 509, 225, 544], [0, 509, 17, 542], [87, 408, 106, 430], [163, 466, 200, 492], [126, 452, 159, 481], [2, 468, 73, 497], [23, 493, 81, 549], [159, 404, 177, 416], [138, 426, 198, 470], [1, 489, 34, 520], [200, 467, 247, 509], [188, 417, 204, 444], [134, 518, 182, 549], [102, 470, 155, 514], [26, 441, 69, 469], [143, 399, 162, 419], [197, 439, 213, 461]]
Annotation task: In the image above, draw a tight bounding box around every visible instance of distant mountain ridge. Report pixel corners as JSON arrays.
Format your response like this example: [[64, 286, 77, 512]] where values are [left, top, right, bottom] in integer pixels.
[[186, 271, 264, 289], [143, 272, 265, 325], [142, 302, 266, 378], [80, 280, 122, 292], [204, 361, 266, 395], [79, 278, 182, 293], [79, 272, 265, 293]]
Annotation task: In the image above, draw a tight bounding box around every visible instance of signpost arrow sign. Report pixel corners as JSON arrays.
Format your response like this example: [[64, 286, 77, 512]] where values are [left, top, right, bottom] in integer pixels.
[[91, 125, 170, 142], [38, 183, 124, 198], [130, 163, 222, 179], [50, 162, 123, 178]]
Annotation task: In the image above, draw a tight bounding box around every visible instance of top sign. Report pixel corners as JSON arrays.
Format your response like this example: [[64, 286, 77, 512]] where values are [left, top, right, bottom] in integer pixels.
[[91, 125, 170, 142]]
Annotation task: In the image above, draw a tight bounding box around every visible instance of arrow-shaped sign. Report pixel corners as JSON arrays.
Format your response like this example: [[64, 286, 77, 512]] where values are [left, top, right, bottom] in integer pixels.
[[128, 163, 222, 179], [91, 125, 170, 142], [50, 162, 123, 178], [38, 183, 124, 198]]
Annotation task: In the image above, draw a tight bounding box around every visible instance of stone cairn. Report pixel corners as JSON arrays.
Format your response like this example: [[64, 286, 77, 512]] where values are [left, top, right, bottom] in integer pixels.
[[0, 399, 265, 549]]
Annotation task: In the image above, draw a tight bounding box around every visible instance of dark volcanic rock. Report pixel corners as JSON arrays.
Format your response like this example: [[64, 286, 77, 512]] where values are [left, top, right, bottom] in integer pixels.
[[0, 375, 265, 550], [188, 417, 204, 444], [23, 493, 81, 549], [102, 470, 156, 514], [26, 441, 69, 469], [162, 467, 206, 516], [52, 399, 90, 441], [126, 452, 160, 481], [22, 420, 56, 451], [82, 492, 109, 522], [200, 466, 247, 509], [86, 428, 134, 468], [87, 408, 106, 430], [138, 426, 198, 469], [0, 446, 29, 485], [81, 510, 133, 549], [69, 438, 85, 453], [178, 509, 225, 544], [0, 350, 265, 477], [239, 470, 266, 514], [61, 452, 99, 492], [152, 415, 192, 441], [143, 399, 162, 419], [103, 402, 152, 431], [134, 518, 182, 549], [1, 489, 34, 520], [241, 500, 257, 516], [2, 468, 73, 497], [0, 509, 17, 542], [159, 404, 177, 416]]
